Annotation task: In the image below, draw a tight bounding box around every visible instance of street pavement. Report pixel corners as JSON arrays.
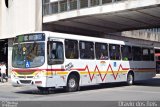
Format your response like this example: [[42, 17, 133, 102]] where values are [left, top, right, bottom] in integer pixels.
[[0, 75, 160, 107]]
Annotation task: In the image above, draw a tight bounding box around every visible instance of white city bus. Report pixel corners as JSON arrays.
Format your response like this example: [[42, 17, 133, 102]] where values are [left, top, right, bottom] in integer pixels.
[[11, 31, 156, 92]]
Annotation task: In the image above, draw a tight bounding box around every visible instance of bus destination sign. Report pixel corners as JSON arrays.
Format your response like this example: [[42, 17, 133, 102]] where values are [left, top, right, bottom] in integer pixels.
[[16, 33, 45, 42]]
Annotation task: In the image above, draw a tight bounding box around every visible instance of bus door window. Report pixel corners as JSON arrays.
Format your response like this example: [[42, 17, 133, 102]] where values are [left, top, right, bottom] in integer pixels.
[[121, 45, 132, 61], [48, 41, 64, 65], [109, 44, 121, 60]]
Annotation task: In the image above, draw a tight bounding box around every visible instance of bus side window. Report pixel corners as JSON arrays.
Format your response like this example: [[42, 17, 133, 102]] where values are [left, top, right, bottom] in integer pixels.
[[121, 45, 132, 61], [132, 46, 142, 61], [79, 41, 94, 59], [142, 48, 150, 61], [95, 42, 108, 60], [109, 44, 121, 60], [65, 39, 79, 59]]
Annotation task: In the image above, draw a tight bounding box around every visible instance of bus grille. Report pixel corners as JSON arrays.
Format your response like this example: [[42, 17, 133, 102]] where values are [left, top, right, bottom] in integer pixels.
[[18, 76, 34, 79], [20, 80, 32, 84]]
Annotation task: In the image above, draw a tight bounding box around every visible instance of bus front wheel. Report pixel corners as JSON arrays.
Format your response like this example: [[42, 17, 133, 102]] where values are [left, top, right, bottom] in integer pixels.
[[127, 72, 134, 85], [66, 74, 79, 92]]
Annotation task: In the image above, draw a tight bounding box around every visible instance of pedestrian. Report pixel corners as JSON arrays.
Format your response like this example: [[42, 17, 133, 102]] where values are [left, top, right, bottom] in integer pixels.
[[0, 62, 7, 83]]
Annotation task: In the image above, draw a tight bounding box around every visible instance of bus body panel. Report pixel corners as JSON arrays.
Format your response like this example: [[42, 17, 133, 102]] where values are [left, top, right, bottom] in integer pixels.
[[11, 31, 156, 89]]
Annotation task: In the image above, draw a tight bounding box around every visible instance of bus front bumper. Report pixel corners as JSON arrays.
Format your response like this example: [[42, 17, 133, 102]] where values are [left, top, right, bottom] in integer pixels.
[[11, 76, 46, 87]]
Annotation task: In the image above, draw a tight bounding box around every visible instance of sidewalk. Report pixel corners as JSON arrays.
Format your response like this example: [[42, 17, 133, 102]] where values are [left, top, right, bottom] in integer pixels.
[[0, 78, 11, 86]]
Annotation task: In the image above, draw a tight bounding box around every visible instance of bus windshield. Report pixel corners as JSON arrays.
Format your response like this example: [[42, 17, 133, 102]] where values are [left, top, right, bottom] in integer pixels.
[[12, 42, 45, 68]]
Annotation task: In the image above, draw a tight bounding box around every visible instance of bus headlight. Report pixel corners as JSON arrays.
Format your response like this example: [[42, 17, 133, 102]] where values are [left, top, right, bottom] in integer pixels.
[[34, 72, 42, 79], [34, 71, 45, 79], [11, 72, 18, 79]]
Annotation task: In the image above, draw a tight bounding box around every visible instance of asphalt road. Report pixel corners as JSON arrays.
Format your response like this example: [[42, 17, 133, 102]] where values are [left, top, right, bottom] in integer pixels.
[[1, 75, 160, 107]]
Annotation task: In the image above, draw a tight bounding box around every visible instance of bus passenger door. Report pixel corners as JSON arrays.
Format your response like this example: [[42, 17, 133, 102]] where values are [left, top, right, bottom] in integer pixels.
[[46, 40, 65, 87]]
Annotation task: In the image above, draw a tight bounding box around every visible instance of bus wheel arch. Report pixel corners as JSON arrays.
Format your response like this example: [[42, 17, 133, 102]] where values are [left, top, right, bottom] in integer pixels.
[[127, 70, 134, 85], [66, 71, 80, 92]]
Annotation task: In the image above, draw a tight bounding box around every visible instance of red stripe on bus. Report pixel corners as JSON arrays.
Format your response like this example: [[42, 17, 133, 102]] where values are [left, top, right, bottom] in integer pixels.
[[12, 66, 155, 73], [12, 69, 65, 72], [12, 64, 155, 81]]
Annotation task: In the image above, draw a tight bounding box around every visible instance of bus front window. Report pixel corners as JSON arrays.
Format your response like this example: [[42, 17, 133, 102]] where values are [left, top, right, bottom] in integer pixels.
[[12, 42, 45, 68]]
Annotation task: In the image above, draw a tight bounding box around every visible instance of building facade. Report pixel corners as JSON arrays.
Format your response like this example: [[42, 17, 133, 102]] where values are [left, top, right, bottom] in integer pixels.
[[0, 0, 42, 76]]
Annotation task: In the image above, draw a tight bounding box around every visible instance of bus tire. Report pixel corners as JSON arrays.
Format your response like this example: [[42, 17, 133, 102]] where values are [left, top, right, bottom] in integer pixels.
[[66, 74, 79, 92], [127, 72, 134, 85]]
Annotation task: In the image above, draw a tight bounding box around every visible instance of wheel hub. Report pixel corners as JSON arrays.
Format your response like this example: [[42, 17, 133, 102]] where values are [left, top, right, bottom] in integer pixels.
[[69, 78, 76, 88], [128, 75, 133, 84]]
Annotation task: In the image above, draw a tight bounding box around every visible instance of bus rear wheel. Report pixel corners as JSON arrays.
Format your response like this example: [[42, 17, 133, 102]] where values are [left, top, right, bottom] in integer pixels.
[[66, 74, 79, 92], [127, 72, 134, 85]]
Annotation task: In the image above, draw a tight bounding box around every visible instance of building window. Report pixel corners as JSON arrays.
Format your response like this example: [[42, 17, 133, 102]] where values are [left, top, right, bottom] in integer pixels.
[[5, 0, 9, 8], [102, 0, 112, 4], [80, 0, 89, 8], [50, 2, 58, 14], [68, 0, 77, 10], [91, 0, 100, 6], [60, 0, 67, 12], [44, 0, 50, 3]]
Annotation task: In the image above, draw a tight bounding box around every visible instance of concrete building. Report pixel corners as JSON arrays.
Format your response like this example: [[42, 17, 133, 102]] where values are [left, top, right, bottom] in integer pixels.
[[42, 0, 160, 46], [0, 0, 42, 76], [0, 0, 160, 76]]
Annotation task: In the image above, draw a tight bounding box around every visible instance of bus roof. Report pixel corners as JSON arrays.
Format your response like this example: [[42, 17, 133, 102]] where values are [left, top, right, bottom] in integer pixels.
[[20, 31, 154, 48]]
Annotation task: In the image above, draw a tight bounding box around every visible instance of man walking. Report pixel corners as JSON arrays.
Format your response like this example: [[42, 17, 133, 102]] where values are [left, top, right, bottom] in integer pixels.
[[1, 62, 7, 83]]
